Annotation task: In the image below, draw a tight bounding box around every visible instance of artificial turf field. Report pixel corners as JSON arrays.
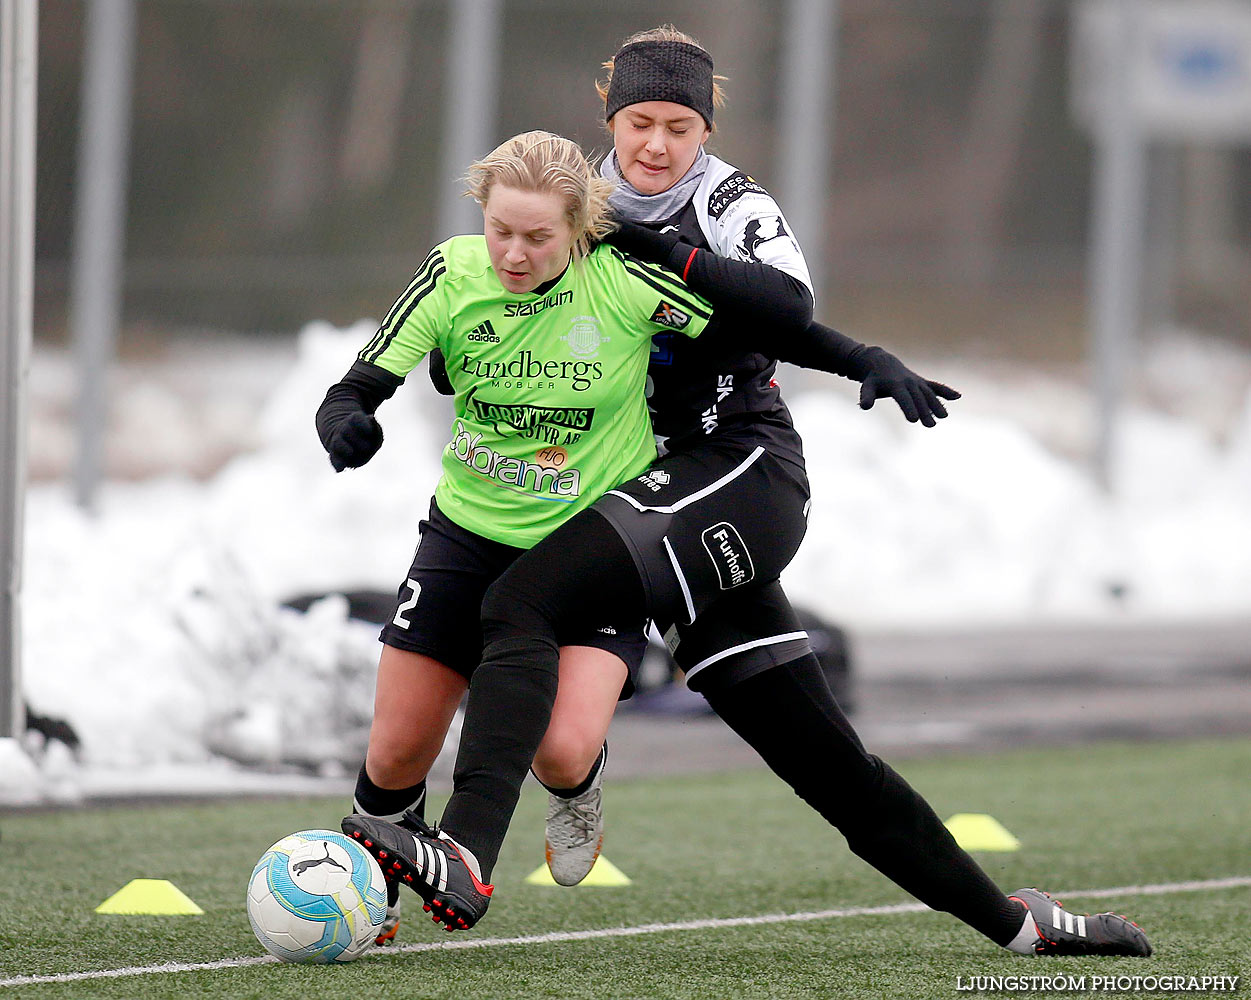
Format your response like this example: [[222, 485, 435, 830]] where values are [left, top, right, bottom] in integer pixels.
[[1, 738, 1247, 999]]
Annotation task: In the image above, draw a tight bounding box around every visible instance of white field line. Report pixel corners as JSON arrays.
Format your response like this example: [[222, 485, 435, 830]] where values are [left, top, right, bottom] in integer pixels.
[[2, 875, 1248, 989]]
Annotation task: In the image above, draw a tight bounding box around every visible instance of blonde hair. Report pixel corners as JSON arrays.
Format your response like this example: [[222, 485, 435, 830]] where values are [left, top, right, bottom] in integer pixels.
[[464, 131, 616, 259], [596, 24, 728, 133]]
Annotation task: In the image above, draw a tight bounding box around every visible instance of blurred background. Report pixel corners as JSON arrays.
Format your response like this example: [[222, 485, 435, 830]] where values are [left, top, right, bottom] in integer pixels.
[[29, 0, 1250, 345], [25, 0, 1251, 479], [5, 0, 1251, 798]]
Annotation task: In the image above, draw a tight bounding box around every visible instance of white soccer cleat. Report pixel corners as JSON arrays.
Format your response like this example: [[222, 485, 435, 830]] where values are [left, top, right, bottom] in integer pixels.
[[545, 763, 605, 886], [372, 896, 397, 951]]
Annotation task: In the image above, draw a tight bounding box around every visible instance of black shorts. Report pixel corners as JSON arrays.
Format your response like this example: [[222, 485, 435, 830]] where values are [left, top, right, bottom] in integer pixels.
[[665, 579, 812, 693], [379, 499, 649, 696], [592, 443, 813, 690]]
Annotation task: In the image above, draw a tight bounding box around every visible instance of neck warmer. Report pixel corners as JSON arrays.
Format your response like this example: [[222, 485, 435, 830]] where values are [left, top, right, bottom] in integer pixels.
[[602, 148, 708, 224]]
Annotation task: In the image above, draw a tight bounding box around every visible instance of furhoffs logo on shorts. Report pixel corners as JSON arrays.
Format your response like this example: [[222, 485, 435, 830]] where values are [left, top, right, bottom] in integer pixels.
[[700, 521, 755, 590]]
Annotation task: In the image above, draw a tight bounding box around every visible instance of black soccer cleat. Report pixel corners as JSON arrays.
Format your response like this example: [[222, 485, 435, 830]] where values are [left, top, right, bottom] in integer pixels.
[[1010, 887, 1152, 957], [342, 811, 494, 932], [350, 811, 425, 946]]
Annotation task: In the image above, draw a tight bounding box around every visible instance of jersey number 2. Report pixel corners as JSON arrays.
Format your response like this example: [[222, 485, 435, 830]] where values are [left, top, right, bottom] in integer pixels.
[[393, 579, 422, 628]]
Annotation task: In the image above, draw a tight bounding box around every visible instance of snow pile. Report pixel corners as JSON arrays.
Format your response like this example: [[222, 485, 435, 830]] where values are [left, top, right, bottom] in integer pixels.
[[20, 321, 443, 783], [787, 382, 1251, 625]]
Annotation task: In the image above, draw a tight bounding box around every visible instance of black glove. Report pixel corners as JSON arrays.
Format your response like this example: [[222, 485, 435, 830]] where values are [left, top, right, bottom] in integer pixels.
[[428, 348, 454, 395], [847, 346, 961, 427], [603, 217, 684, 265], [324, 410, 383, 471]]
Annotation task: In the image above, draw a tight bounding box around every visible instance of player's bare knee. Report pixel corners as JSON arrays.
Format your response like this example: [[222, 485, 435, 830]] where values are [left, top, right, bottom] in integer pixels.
[[533, 731, 601, 788], [366, 738, 436, 788]]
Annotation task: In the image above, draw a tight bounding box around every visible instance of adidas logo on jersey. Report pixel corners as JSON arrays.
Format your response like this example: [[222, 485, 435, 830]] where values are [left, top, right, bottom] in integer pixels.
[[467, 320, 500, 343]]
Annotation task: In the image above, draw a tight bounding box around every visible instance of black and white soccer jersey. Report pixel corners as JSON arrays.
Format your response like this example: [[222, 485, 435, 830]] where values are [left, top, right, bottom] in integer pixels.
[[642, 156, 811, 471], [692, 158, 812, 287], [583, 156, 821, 685]]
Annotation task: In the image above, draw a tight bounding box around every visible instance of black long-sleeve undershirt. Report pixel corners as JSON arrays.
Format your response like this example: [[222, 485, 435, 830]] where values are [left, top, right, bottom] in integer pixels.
[[606, 221, 875, 382], [608, 220, 813, 330], [773, 322, 884, 380], [315, 360, 401, 450]]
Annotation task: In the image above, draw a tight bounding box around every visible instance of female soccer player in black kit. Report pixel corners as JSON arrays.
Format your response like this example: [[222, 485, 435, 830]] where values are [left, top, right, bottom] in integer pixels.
[[345, 26, 1151, 959]]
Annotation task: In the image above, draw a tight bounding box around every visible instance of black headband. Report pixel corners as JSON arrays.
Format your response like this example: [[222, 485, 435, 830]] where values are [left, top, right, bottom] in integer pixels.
[[604, 40, 714, 128]]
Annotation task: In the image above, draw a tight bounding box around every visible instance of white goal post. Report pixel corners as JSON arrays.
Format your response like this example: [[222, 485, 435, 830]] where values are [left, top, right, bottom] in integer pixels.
[[1, 0, 37, 740]]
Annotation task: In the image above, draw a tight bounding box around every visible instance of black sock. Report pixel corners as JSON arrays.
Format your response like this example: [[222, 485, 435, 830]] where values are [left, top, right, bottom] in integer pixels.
[[844, 760, 1027, 946], [438, 509, 643, 883], [538, 742, 607, 799], [352, 762, 427, 823], [703, 654, 1025, 946], [440, 635, 561, 881]]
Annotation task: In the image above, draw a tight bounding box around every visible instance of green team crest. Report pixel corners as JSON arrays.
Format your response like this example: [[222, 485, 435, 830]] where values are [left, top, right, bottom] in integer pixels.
[[562, 315, 610, 358]]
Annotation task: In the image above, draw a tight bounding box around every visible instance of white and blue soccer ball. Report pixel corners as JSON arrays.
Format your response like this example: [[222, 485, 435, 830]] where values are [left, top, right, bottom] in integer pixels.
[[247, 828, 388, 963]]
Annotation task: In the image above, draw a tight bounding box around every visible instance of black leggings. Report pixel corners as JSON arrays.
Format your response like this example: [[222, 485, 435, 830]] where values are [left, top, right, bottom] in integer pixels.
[[703, 657, 1024, 944], [440, 510, 644, 873], [440, 509, 1023, 945]]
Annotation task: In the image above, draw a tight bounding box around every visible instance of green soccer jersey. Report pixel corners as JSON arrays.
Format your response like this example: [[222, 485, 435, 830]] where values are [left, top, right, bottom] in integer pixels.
[[357, 236, 713, 547]]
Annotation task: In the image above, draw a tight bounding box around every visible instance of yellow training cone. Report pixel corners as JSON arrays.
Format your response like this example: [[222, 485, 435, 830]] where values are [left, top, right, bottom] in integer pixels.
[[525, 855, 632, 887], [944, 813, 1021, 852], [95, 878, 204, 915]]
